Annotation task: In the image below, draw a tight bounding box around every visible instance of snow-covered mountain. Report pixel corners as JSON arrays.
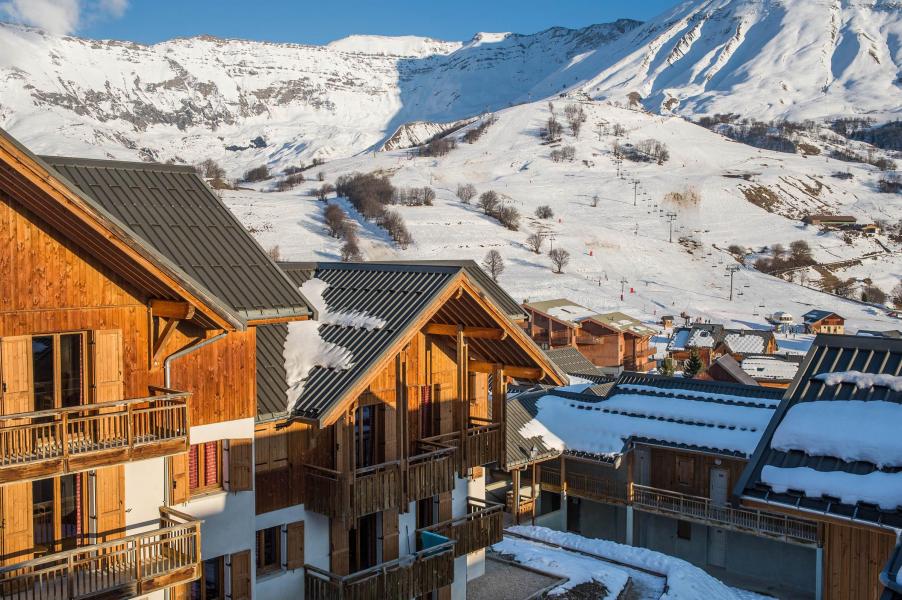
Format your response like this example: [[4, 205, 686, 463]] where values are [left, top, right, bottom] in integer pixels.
[[1, 0, 900, 170]]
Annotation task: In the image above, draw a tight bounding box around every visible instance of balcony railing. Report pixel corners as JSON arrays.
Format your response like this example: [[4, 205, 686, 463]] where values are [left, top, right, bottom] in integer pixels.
[[630, 484, 818, 545], [540, 466, 628, 505], [0, 391, 190, 484], [303, 460, 403, 521], [423, 417, 503, 473], [417, 498, 503, 558], [303, 538, 455, 600], [407, 441, 455, 503], [0, 507, 201, 600]]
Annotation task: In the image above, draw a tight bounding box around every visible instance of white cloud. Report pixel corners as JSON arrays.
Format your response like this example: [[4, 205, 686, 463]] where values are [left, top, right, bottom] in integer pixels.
[[0, 0, 129, 35]]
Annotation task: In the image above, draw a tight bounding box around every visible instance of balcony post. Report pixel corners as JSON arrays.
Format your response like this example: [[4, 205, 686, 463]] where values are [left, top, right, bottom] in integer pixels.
[[61, 411, 70, 463], [815, 544, 823, 600], [626, 505, 634, 546]]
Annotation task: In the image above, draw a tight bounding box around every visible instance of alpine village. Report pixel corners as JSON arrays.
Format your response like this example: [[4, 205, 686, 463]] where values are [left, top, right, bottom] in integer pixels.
[[1, 2, 902, 600]]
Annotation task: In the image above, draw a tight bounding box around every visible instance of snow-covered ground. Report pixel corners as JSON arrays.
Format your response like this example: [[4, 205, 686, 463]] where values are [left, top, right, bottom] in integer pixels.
[[225, 99, 901, 336]]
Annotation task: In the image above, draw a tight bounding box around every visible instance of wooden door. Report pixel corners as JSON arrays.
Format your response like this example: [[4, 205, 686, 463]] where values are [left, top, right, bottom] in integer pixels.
[[708, 528, 727, 568], [709, 468, 729, 506], [1, 336, 32, 414], [94, 466, 125, 542], [635, 446, 651, 486], [0, 482, 33, 565], [230, 549, 251, 600], [91, 330, 123, 404]]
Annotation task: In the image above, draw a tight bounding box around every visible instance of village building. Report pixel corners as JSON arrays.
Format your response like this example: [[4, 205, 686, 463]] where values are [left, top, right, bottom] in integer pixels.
[[522, 299, 656, 371], [666, 323, 777, 367], [736, 334, 902, 600], [504, 372, 820, 598], [740, 354, 804, 388], [702, 354, 760, 386], [803, 214, 858, 228], [803, 310, 846, 335]]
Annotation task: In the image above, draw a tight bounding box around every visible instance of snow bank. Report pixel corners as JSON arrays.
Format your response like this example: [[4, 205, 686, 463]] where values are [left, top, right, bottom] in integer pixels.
[[762, 466, 902, 510], [505, 526, 761, 600], [493, 536, 628, 599], [814, 371, 902, 392], [772, 401, 902, 468]]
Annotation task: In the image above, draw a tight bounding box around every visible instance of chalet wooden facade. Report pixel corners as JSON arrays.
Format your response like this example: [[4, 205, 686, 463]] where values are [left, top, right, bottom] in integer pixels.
[[666, 324, 777, 369], [737, 334, 902, 600], [523, 300, 656, 371], [802, 310, 846, 335]]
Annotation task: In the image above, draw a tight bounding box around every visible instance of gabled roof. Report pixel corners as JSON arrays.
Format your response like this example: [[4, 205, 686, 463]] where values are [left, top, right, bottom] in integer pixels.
[[259, 262, 566, 424], [737, 334, 902, 529], [858, 330, 902, 340], [506, 390, 565, 470], [589, 312, 656, 338], [802, 309, 843, 324], [544, 347, 621, 381], [708, 355, 759, 386], [741, 354, 803, 382], [524, 298, 596, 325], [720, 330, 775, 355], [42, 156, 312, 324], [667, 324, 725, 351]]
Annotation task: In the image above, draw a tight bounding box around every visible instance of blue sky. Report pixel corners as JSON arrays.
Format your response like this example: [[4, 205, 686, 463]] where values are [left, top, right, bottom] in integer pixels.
[[42, 0, 680, 44]]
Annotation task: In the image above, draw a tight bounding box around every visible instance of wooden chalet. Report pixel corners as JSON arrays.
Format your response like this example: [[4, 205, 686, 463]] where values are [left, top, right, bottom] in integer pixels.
[[740, 354, 804, 389], [804, 215, 857, 228], [252, 262, 566, 599], [522, 300, 656, 371], [803, 310, 846, 335], [736, 334, 902, 600], [667, 324, 776, 368], [506, 373, 822, 597], [0, 129, 315, 599]]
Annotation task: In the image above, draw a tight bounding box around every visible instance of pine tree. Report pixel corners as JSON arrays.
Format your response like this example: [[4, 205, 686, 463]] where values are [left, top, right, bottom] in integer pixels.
[[661, 358, 676, 377], [683, 350, 703, 379]]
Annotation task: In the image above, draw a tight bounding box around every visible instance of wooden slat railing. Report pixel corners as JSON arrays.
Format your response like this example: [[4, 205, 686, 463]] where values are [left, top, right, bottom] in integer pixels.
[[0, 507, 201, 600], [303, 539, 455, 600], [540, 467, 628, 505], [416, 498, 503, 558], [0, 391, 190, 484], [630, 484, 818, 545], [303, 460, 403, 520], [464, 417, 502, 470], [407, 441, 455, 503]]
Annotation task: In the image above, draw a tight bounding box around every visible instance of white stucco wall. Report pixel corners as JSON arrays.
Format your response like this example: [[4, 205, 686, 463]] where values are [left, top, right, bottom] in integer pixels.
[[253, 503, 330, 600], [123, 456, 165, 535]]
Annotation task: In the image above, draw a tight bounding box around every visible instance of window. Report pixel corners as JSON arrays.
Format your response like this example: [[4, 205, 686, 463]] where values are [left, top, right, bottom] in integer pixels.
[[256, 526, 281, 576], [30, 333, 86, 411], [676, 457, 694, 488], [677, 520, 692, 540], [188, 442, 222, 496], [32, 474, 83, 555], [189, 556, 225, 600]]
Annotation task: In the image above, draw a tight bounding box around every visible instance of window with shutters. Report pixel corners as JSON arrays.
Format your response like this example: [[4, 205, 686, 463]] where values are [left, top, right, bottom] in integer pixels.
[[2, 333, 86, 413], [255, 526, 281, 576], [189, 556, 225, 600], [188, 441, 222, 496], [31, 474, 84, 554]]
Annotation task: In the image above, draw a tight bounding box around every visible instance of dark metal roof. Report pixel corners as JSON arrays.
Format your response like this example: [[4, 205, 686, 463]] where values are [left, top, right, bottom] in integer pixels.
[[802, 309, 842, 324], [736, 334, 902, 529], [379, 260, 527, 321], [505, 390, 563, 470], [613, 371, 783, 403], [543, 347, 620, 382], [41, 156, 312, 322], [708, 354, 759, 386]]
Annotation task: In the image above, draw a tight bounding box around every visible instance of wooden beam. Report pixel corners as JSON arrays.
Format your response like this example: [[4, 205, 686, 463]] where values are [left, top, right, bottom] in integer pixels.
[[150, 299, 196, 320], [152, 317, 179, 364], [423, 323, 507, 340], [468, 360, 542, 380]]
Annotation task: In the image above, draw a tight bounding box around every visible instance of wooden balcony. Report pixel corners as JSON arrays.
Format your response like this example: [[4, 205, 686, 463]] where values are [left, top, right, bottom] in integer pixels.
[[423, 417, 503, 473], [303, 538, 455, 600], [407, 441, 455, 503], [0, 391, 190, 484], [630, 484, 818, 545], [0, 507, 201, 600], [304, 460, 403, 521], [417, 498, 503, 558], [540, 466, 628, 505]]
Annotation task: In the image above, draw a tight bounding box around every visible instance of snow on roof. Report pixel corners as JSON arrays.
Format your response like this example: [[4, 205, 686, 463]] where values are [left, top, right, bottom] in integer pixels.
[[283, 278, 386, 411], [814, 371, 902, 392], [547, 303, 597, 323], [616, 384, 782, 407], [772, 401, 902, 468], [741, 355, 800, 381], [688, 328, 717, 348], [518, 388, 775, 458], [723, 332, 766, 354], [762, 466, 902, 510], [667, 328, 692, 351]]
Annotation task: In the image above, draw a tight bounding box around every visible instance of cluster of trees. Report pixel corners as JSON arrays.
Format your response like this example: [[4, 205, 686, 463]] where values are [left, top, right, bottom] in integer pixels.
[[832, 118, 902, 152], [242, 164, 270, 182], [550, 146, 576, 162], [324, 204, 362, 261], [751, 240, 815, 274], [663, 186, 701, 208], [523, 232, 570, 273], [456, 183, 477, 204], [535, 205, 554, 219], [892, 281, 902, 309], [335, 172, 413, 248], [274, 172, 306, 192], [393, 186, 435, 206], [613, 139, 670, 164], [314, 183, 336, 201], [477, 191, 520, 230], [830, 147, 896, 171], [463, 115, 498, 144], [196, 159, 232, 190], [564, 104, 587, 138], [542, 102, 564, 142], [819, 272, 858, 299], [418, 137, 457, 157], [697, 114, 806, 154], [877, 172, 901, 194]]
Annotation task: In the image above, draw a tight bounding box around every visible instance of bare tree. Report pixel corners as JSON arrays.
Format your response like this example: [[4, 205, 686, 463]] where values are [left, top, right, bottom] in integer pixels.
[[482, 250, 505, 282], [526, 233, 544, 254], [496, 205, 520, 231], [423, 187, 436, 206], [612, 123, 626, 137], [561, 146, 576, 161], [317, 183, 336, 201], [535, 205, 554, 219], [891, 281, 902, 309], [591, 194, 599, 208], [478, 190, 500, 215], [456, 183, 477, 204], [549, 248, 570, 274], [324, 204, 347, 238], [317, 171, 325, 181], [340, 239, 362, 262], [564, 104, 587, 138], [267, 245, 281, 262]]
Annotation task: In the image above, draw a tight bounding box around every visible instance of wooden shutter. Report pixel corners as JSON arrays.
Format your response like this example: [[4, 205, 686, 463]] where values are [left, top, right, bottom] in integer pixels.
[[229, 438, 253, 492], [382, 509, 399, 561], [169, 583, 189, 600], [0, 482, 33, 565], [170, 451, 190, 505], [91, 330, 123, 404], [330, 517, 349, 576], [230, 549, 252, 600], [285, 520, 305, 570], [95, 465, 125, 541], [0, 336, 32, 415]]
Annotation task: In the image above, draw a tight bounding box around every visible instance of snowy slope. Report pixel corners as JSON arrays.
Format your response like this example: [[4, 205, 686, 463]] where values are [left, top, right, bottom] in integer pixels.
[[224, 99, 902, 336]]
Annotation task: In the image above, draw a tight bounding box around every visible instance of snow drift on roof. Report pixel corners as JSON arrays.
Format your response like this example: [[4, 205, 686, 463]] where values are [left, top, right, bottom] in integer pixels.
[[762, 466, 902, 511], [814, 371, 902, 392], [723, 333, 766, 354], [771, 401, 902, 468], [547, 303, 597, 322], [299, 278, 387, 330], [617, 384, 781, 407]]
